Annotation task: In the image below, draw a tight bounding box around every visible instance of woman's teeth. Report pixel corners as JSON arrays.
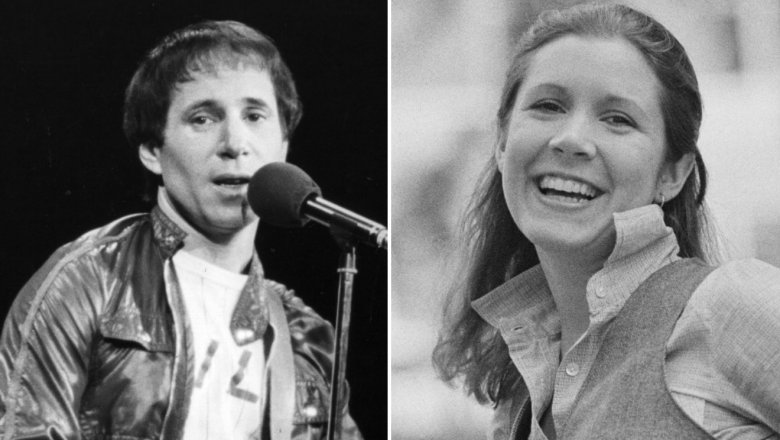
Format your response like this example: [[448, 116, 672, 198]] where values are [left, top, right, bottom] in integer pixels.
[[538, 175, 598, 201]]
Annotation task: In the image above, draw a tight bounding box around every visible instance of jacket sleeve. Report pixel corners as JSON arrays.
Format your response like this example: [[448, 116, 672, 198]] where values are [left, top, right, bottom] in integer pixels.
[[280, 289, 363, 440], [0, 244, 101, 440]]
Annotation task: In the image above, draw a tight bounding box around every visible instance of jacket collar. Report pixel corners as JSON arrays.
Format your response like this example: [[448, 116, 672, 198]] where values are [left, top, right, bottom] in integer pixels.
[[150, 205, 187, 258], [230, 253, 270, 345], [154, 190, 271, 345], [101, 195, 271, 349]]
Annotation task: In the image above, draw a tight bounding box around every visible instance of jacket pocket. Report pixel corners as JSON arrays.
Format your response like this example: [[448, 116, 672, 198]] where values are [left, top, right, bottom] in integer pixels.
[[99, 310, 173, 353]]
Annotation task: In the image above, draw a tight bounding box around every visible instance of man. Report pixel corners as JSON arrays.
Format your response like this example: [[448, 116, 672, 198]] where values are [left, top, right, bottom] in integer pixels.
[[0, 20, 360, 440]]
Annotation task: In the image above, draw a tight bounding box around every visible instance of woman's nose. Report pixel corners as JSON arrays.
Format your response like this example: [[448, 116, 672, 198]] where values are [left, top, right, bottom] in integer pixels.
[[548, 116, 597, 160]]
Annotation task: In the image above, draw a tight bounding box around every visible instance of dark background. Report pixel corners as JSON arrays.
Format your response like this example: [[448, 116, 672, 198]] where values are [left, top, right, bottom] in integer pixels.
[[0, 1, 387, 437]]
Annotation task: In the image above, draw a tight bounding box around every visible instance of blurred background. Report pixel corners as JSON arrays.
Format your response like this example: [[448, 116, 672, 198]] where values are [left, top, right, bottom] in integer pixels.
[[391, 0, 780, 438]]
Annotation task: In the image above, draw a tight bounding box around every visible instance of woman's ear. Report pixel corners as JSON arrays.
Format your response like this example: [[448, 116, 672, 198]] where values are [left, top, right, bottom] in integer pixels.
[[495, 143, 505, 174], [657, 152, 695, 201], [138, 143, 162, 175]]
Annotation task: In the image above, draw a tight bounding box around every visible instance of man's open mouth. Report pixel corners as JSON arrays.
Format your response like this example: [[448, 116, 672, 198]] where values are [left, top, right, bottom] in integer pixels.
[[214, 176, 250, 187]]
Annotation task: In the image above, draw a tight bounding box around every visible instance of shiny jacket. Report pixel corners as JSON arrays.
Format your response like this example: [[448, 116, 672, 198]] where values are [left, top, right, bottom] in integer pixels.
[[0, 207, 361, 440]]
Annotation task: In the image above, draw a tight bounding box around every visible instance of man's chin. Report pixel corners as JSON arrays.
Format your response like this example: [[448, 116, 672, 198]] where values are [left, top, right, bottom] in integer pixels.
[[203, 213, 258, 237]]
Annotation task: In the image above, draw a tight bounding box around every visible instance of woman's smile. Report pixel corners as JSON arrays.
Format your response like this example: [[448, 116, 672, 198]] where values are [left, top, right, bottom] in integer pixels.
[[534, 174, 604, 206], [497, 34, 671, 257]]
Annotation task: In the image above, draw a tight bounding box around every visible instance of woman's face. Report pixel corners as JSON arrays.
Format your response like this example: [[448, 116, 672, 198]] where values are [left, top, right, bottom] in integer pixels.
[[497, 35, 677, 260]]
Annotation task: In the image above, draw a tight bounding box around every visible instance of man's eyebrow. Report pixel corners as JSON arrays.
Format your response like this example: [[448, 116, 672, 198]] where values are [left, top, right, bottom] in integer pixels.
[[184, 99, 220, 112], [244, 97, 273, 108], [181, 97, 274, 113]]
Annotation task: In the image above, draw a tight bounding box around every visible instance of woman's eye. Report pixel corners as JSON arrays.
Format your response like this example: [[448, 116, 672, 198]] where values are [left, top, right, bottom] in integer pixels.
[[603, 114, 635, 127], [530, 100, 563, 113]]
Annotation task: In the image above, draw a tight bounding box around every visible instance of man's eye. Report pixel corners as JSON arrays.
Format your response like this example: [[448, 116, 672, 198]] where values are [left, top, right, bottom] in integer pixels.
[[190, 115, 214, 126], [246, 112, 268, 122]]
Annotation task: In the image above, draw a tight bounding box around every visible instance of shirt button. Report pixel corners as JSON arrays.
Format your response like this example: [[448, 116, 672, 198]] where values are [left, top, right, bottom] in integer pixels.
[[595, 287, 606, 298], [565, 362, 580, 377]]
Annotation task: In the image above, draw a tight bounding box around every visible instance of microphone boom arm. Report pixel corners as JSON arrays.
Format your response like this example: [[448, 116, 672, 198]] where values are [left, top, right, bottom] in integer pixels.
[[304, 197, 388, 250]]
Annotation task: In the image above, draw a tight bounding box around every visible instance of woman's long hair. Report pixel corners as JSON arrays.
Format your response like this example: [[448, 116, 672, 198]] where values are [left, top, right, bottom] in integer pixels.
[[433, 3, 714, 406]]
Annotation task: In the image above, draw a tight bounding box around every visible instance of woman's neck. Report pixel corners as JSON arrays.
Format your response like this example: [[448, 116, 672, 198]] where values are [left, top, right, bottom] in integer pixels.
[[537, 247, 606, 356]]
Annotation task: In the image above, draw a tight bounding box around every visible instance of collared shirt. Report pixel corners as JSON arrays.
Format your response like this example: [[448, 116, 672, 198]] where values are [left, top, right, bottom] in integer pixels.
[[156, 187, 270, 344], [473, 204, 780, 439], [158, 188, 272, 438]]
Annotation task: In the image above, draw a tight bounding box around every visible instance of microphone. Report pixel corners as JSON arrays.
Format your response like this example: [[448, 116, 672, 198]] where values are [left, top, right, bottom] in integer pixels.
[[248, 162, 388, 250]]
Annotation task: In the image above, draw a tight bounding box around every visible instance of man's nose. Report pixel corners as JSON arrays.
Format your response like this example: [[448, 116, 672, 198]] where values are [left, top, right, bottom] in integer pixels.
[[218, 116, 251, 159]]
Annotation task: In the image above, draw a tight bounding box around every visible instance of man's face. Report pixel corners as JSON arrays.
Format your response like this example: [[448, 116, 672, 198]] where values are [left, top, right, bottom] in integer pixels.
[[140, 64, 288, 239]]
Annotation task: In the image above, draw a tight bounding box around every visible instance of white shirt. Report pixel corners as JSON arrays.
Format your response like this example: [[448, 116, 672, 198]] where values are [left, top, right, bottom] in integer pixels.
[[174, 249, 266, 440]]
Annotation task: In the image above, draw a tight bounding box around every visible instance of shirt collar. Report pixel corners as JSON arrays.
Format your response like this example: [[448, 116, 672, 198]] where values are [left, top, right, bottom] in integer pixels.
[[152, 187, 265, 272], [587, 204, 680, 320], [152, 187, 270, 343], [472, 265, 556, 335], [473, 204, 680, 330]]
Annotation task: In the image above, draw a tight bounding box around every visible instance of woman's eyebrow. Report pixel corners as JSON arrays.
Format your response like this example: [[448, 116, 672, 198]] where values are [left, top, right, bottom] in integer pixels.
[[600, 94, 649, 119], [523, 83, 567, 97]]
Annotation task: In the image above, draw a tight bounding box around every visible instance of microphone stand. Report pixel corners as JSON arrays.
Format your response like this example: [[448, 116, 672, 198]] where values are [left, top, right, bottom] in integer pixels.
[[326, 232, 357, 440]]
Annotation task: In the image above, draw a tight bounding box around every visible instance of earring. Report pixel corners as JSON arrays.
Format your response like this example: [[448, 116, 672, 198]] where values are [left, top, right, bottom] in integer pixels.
[[657, 194, 665, 208]]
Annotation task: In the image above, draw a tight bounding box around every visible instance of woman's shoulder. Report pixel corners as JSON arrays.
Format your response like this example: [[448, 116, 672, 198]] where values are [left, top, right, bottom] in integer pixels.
[[677, 259, 780, 429], [686, 257, 780, 372], [681, 258, 780, 367], [690, 258, 780, 313], [711, 257, 780, 278]]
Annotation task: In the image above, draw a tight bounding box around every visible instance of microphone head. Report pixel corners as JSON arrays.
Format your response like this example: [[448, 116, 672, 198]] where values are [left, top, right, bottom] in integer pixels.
[[248, 162, 322, 227]]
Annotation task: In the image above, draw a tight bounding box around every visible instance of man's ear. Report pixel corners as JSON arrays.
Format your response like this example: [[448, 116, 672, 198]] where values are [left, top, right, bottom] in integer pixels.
[[138, 143, 162, 175], [657, 152, 695, 201]]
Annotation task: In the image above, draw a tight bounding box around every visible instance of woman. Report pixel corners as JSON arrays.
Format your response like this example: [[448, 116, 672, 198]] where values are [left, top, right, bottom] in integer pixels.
[[433, 3, 780, 439]]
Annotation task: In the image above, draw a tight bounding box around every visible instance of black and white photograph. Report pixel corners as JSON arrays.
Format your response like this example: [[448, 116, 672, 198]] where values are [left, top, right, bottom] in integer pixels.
[[4, 0, 780, 439], [0, 1, 386, 439], [392, 0, 780, 438]]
